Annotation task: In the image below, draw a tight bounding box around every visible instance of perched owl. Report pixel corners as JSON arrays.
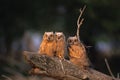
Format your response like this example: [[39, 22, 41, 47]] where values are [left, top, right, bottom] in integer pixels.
[[55, 32, 66, 59], [67, 36, 91, 68], [38, 32, 56, 57]]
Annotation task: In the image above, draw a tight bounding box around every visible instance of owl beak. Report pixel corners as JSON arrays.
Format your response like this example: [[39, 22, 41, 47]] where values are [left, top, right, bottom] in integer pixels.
[[47, 37, 53, 41], [70, 42, 74, 45], [58, 36, 62, 39], [48, 37, 50, 40], [58, 37, 60, 39]]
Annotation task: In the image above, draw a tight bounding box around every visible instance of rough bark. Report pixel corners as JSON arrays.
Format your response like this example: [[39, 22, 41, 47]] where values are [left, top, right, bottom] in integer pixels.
[[23, 51, 119, 80]]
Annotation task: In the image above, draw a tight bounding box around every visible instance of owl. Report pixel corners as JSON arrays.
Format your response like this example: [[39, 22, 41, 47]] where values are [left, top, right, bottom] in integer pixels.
[[38, 32, 56, 57], [55, 32, 66, 59], [67, 36, 90, 68]]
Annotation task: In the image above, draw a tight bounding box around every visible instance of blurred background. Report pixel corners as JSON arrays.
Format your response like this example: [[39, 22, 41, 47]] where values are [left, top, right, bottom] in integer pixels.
[[0, 0, 120, 80]]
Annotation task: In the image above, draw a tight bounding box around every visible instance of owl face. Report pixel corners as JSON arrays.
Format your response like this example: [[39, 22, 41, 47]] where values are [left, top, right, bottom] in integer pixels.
[[67, 36, 79, 45], [43, 32, 54, 41], [55, 32, 65, 41]]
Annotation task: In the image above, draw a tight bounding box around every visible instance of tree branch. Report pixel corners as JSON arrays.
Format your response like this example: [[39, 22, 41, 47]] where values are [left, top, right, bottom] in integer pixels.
[[77, 5, 86, 42], [23, 51, 119, 80], [105, 58, 115, 79]]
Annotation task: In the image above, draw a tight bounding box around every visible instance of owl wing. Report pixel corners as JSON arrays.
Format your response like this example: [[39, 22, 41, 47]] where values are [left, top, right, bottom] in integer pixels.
[[68, 47, 74, 57], [38, 41, 46, 54], [69, 46, 81, 58], [73, 46, 82, 58]]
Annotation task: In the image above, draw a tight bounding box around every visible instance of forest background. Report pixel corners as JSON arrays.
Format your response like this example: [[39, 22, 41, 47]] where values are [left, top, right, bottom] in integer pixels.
[[0, 0, 120, 79]]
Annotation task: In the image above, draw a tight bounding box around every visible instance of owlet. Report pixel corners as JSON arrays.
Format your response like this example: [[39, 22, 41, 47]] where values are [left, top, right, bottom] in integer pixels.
[[67, 36, 91, 68], [38, 32, 56, 57], [55, 32, 66, 59]]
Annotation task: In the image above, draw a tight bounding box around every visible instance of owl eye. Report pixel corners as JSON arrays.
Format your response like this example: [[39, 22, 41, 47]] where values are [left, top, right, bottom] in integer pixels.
[[55, 34, 57, 37], [45, 34, 48, 37], [50, 34, 53, 37], [68, 40, 72, 43], [74, 39, 78, 42]]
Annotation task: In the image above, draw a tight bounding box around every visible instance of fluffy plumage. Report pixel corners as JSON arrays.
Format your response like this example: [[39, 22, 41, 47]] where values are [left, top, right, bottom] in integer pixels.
[[67, 36, 90, 68], [38, 32, 56, 57], [55, 32, 66, 59]]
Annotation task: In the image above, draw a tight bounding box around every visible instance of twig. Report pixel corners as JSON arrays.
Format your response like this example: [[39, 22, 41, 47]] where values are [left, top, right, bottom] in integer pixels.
[[77, 5, 86, 42], [59, 59, 65, 74], [1, 75, 12, 80], [105, 58, 115, 79], [117, 73, 120, 79]]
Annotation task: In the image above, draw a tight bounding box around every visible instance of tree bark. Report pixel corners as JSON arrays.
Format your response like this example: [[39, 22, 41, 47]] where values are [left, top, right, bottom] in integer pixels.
[[23, 51, 119, 80]]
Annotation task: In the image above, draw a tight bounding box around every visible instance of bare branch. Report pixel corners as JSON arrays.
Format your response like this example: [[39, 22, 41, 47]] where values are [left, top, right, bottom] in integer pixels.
[[1, 75, 13, 80], [59, 59, 65, 74], [117, 73, 120, 79], [77, 5, 86, 42], [105, 58, 115, 79]]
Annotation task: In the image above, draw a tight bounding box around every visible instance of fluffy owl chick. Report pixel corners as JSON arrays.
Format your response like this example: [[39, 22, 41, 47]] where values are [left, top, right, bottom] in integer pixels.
[[55, 32, 66, 59], [38, 32, 55, 57], [67, 36, 90, 68]]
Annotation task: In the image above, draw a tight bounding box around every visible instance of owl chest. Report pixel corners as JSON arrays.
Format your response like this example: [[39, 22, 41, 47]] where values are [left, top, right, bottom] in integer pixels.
[[56, 41, 64, 49], [70, 45, 85, 58], [45, 42, 54, 49]]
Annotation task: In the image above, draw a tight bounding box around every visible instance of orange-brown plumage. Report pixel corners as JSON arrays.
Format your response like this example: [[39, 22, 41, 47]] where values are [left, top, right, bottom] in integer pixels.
[[67, 36, 90, 68], [38, 32, 56, 57], [55, 32, 65, 59]]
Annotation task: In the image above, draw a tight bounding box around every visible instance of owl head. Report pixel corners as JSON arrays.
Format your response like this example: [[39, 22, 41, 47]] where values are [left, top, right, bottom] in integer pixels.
[[55, 32, 65, 41], [67, 36, 80, 45], [43, 32, 54, 41]]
